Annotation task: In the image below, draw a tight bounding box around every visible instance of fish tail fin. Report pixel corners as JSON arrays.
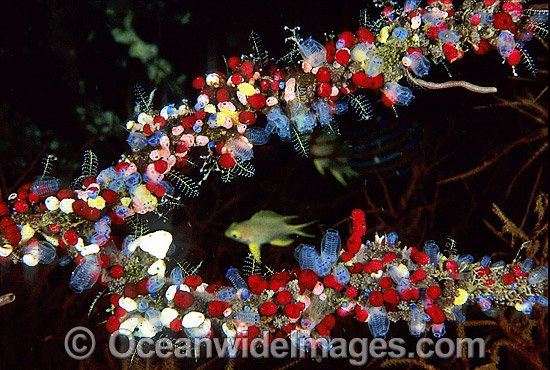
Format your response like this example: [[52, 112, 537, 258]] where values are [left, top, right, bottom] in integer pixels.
[[291, 221, 316, 237], [248, 244, 262, 263]]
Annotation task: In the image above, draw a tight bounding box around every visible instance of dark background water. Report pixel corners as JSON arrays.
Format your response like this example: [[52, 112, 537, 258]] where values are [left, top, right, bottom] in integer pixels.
[[0, 0, 547, 369]]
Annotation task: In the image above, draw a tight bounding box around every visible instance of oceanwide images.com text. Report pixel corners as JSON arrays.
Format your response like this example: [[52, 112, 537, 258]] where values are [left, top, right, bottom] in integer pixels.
[[100, 330, 484, 366]]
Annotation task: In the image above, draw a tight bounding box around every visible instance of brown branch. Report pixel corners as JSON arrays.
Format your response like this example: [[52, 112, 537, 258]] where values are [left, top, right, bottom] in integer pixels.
[[405, 69, 497, 93]]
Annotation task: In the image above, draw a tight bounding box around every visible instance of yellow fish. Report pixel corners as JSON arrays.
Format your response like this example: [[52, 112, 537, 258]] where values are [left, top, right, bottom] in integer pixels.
[[225, 210, 315, 262]]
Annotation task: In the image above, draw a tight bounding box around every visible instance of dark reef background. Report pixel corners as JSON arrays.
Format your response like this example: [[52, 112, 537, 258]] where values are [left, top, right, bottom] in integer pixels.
[[0, 1, 547, 369]]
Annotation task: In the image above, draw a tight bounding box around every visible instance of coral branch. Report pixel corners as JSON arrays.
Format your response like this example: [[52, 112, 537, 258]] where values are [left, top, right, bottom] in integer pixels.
[[405, 70, 497, 94]]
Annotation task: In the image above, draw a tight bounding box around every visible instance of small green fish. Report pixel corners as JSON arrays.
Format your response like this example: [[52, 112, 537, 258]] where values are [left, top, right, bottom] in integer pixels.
[[225, 210, 315, 262]]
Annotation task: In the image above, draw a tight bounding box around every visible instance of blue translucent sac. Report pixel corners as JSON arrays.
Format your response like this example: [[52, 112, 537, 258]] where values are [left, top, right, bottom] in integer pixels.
[[453, 308, 466, 323], [264, 121, 278, 135], [160, 104, 176, 117], [30, 177, 61, 197], [147, 131, 165, 147], [368, 306, 390, 338], [458, 254, 474, 271], [300, 317, 315, 330], [314, 255, 332, 277], [313, 102, 332, 126], [497, 31, 515, 58], [115, 206, 132, 220], [383, 83, 414, 106], [333, 265, 351, 285], [69, 255, 101, 293], [125, 172, 142, 190], [321, 229, 341, 264], [97, 167, 116, 186], [267, 107, 290, 130], [38, 242, 56, 264], [226, 268, 249, 291], [476, 297, 498, 317], [520, 259, 534, 273], [409, 305, 426, 336], [516, 300, 533, 314], [170, 267, 184, 286], [365, 55, 384, 77], [528, 266, 548, 285], [298, 37, 327, 67], [244, 127, 270, 145], [438, 30, 459, 44], [227, 138, 253, 161], [432, 323, 446, 338], [137, 298, 149, 312], [491, 260, 506, 268], [392, 27, 408, 40], [423, 240, 440, 264], [89, 233, 109, 246], [237, 311, 259, 325], [218, 287, 237, 301], [294, 244, 319, 271], [480, 255, 491, 267], [333, 101, 349, 115], [158, 180, 175, 196], [122, 235, 136, 254], [193, 123, 202, 133], [292, 106, 317, 134], [127, 132, 148, 151], [58, 255, 72, 266], [536, 296, 548, 307], [386, 232, 398, 245], [422, 11, 445, 26], [147, 275, 166, 293], [389, 265, 410, 287], [404, 0, 420, 12], [407, 52, 430, 77], [107, 178, 125, 192], [145, 309, 163, 331]]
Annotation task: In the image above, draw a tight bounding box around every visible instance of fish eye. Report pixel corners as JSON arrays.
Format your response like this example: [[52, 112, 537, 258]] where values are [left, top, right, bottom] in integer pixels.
[[231, 231, 240, 239]]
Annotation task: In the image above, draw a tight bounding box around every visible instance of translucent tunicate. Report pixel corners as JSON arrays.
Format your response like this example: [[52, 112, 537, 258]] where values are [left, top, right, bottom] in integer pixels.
[[382, 83, 414, 106], [291, 103, 317, 134], [389, 264, 410, 287], [227, 137, 253, 161], [321, 229, 341, 264], [476, 297, 498, 317], [94, 217, 111, 235], [365, 55, 384, 77], [127, 132, 147, 151], [158, 180, 175, 196], [314, 255, 331, 277], [218, 287, 237, 301], [423, 240, 440, 264], [122, 235, 137, 254], [147, 131, 165, 146], [350, 42, 373, 62], [170, 267, 184, 286], [312, 101, 332, 126], [422, 11, 444, 26], [147, 275, 166, 293], [244, 127, 270, 145], [407, 52, 430, 77], [333, 265, 351, 285], [458, 254, 474, 271], [294, 244, 319, 271], [193, 123, 202, 133], [528, 266, 548, 285], [298, 37, 327, 67], [536, 296, 548, 307], [385, 232, 398, 246], [409, 305, 426, 336], [38, 242, 56, 264], [207, 114, 218, 128], [115, 206, 132, 220], [453, 308, 466, 323], [97, 167, 116, 186], [226, 268, 249, 299], [520, 259, 534, 273], [392, 27, 408, 40], [333, 101, 348, 115], [30, 177, 61, 197], [300, 317, 315, 330], [267, 107, 291, 139], [497, 31, 515, 58], [160, 104, 176, 117], [69, 255, 101, 293], [516, 300, 533, 314], [264, 121, 277, 135], [58, 255, 72, 266], [404, 0, 420, 12], [368, 306, 390, 338], [89, 233, 109, 246], [125, 172, 142, 190], [137, 298, 149, 313], [480, 256, 491, 267], [145, 309, 163, 332], [438, 30, 459, 44], [107, 179, 125, 192], [432, 323, 446, 338], [237, 311, 259, 325], [491, 260, 506, 269]]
